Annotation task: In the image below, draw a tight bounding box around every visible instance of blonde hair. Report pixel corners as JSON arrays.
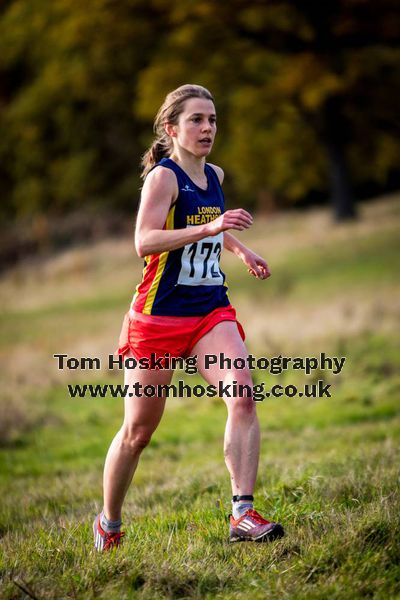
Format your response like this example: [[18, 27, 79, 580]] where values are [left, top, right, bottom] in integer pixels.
[[141, 84, 214, 179]]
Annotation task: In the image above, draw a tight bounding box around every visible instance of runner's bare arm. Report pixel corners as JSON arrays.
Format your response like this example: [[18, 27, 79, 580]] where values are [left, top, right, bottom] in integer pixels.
[[223, 232, 271, 279], [223, 232, 248, 259], [207, 163, 270, 279], [135, 166, 253, 257]]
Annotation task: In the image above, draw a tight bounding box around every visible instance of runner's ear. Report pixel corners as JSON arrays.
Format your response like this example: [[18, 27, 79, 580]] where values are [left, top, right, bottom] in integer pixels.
[[164, 123, 177, 138]]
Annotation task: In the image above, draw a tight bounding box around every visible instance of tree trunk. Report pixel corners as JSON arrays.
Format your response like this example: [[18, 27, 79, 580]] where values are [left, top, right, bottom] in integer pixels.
[[325, 138, 356, 221], [321, 96, 357, 221]]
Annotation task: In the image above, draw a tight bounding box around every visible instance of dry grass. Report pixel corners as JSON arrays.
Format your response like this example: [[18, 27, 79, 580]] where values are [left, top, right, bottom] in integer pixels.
[[0, 195, 399, 598], [0, 194, 399, 437]]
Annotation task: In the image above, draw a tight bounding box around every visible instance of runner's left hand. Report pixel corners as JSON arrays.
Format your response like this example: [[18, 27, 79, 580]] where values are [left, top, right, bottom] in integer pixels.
[[242, 250, 271, 279]]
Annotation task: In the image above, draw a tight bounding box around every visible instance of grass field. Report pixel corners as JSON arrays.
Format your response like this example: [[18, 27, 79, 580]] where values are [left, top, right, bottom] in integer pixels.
[[0, 196, 399, 599]]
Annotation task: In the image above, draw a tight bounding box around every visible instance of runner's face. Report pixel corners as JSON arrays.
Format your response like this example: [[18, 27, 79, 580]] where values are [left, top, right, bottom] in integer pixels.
[[172, 98, 217, 157]]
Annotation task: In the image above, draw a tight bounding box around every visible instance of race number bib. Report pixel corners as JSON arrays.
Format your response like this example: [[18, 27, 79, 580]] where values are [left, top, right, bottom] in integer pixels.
[[177, 232, 224, 286]]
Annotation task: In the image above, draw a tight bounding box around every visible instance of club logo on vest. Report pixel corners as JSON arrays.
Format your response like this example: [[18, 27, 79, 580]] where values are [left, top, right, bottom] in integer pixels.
[[181, 184, 195, 192]]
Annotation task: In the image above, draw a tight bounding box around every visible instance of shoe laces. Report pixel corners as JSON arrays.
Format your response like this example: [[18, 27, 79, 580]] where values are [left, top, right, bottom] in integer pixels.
[[103, 530, 125, 550], [245, 509, 270, 525]]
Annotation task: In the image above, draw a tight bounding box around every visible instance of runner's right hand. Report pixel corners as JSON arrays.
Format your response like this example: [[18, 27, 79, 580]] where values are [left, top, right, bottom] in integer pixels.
[[206, 209, 253, 235]]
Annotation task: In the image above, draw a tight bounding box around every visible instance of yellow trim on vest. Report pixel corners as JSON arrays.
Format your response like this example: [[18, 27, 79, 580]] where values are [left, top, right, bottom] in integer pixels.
[[142, 205, 176, 314], [132, 255, 150, 305]]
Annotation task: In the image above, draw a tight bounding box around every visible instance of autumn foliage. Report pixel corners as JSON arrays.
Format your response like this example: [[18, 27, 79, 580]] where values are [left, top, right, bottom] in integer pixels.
[[0, 0, 399, 224]]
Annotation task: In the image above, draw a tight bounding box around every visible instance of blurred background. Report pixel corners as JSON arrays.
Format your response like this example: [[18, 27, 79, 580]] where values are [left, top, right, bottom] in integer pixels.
[[1, 0, 400, 266], [0, 2, 399, 598]]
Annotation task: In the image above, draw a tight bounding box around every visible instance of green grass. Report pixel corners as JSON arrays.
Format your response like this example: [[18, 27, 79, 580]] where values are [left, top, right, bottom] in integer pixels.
[[1, 198, 400, 599], [226, 227, 399, 302]]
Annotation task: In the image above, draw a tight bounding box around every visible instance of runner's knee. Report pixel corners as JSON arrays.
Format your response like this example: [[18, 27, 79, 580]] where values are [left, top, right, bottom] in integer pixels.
[[120, 424, 153, 453], [221, 371, 255, 417], [228, 396, 256, 418]]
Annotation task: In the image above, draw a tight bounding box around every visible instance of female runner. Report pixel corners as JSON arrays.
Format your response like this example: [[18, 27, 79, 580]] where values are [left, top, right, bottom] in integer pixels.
[[93, 84, 284, 550]]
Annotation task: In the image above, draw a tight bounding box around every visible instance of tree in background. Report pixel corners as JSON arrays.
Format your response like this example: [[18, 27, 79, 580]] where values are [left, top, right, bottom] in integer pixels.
[[0, 0, 167, 221], [0, 0, 399, 226], [136, 0, 400, 220]]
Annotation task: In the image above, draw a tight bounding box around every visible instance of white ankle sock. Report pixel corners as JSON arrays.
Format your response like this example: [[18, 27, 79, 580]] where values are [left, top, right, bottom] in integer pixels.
[[232, 501, 253, 519], [100, 511, 121, 533]]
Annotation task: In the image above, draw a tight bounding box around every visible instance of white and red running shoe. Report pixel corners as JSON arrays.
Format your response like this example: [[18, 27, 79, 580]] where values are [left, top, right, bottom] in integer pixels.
[[229, 509, 284, 543], [93, 513, 125, 552]]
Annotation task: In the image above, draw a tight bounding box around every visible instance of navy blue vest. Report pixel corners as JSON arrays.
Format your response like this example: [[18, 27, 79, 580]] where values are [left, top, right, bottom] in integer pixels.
[[132, 158, 230, 316]]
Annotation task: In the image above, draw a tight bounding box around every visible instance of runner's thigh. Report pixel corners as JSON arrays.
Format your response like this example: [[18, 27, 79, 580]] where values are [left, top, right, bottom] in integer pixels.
[[122, 350, 173, 429], [191, 320, 252, 387]]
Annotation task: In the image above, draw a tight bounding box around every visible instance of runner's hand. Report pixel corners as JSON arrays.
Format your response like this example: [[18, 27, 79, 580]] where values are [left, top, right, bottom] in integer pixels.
[[242, 249, 271, 279], [207, 209, 253, 235]]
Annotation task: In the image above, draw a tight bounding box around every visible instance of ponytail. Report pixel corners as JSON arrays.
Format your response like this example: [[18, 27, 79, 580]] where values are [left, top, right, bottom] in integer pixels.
[[141, 136, 171, 180]]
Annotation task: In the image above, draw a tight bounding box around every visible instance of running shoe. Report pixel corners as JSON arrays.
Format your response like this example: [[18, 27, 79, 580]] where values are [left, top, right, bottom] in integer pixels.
[[93, 513, 125, 551], [229, 509, 284, 543]]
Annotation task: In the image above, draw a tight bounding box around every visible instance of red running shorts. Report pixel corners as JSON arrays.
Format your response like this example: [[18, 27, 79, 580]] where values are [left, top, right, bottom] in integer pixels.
[[116, 305, 245, 364]]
